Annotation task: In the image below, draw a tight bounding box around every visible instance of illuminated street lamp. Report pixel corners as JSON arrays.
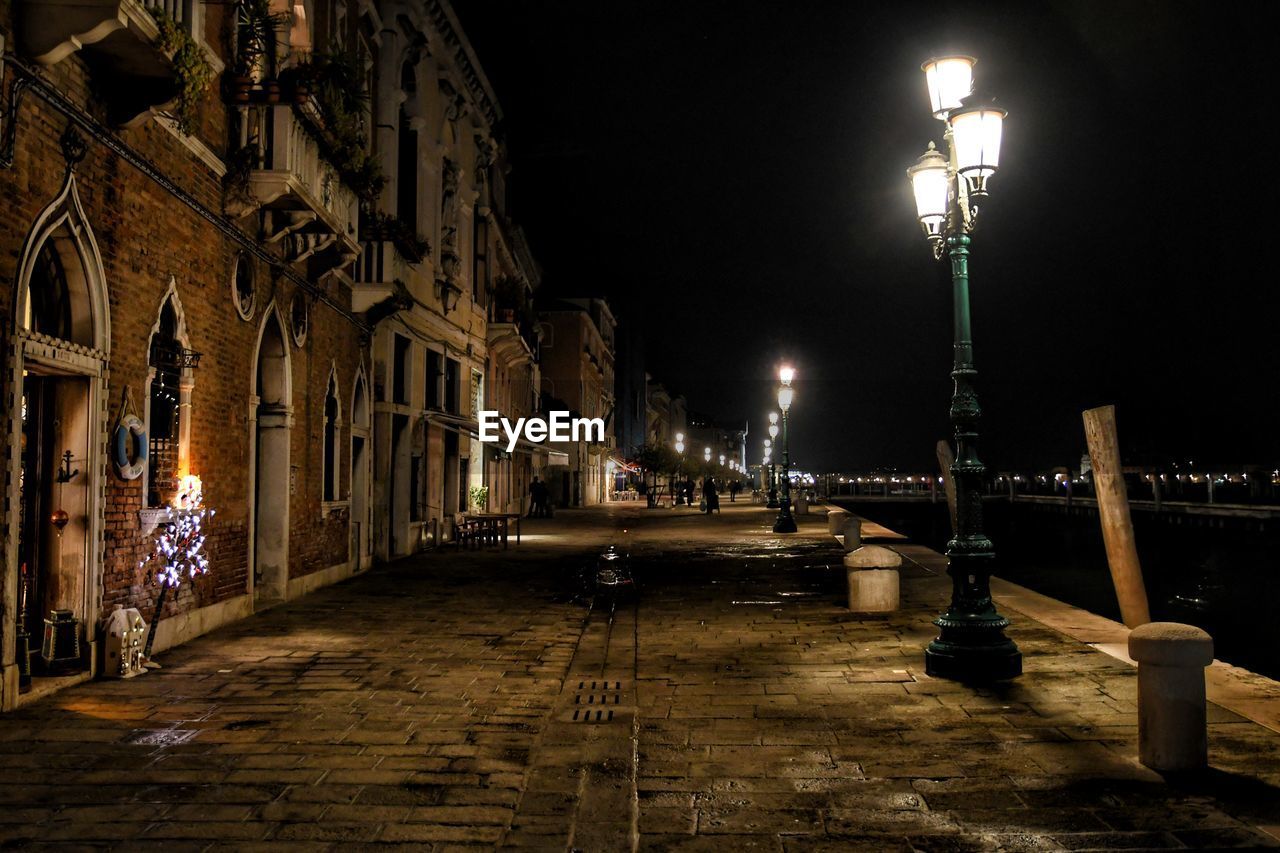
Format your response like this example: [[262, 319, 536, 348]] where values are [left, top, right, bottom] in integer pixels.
[[762, 438, 772, 495], [719, 453, 726, 468], [674, 432, 686, 507], [704, 446, 711, 463], [905, 55, 1020, 682], [773, 368, 796, 533], [767, 413, 780, 508]]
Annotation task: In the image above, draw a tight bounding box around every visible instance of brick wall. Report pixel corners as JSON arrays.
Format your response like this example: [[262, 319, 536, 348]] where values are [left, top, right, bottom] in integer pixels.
[[0, 8, 367, 633]]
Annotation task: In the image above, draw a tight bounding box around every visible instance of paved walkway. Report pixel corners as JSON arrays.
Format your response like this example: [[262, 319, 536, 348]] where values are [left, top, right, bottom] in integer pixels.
[[2, 499, 1279, 850]]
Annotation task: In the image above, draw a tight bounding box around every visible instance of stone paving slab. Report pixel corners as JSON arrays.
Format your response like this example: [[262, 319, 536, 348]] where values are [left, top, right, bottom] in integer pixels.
[[0, 501, 1278, 850]]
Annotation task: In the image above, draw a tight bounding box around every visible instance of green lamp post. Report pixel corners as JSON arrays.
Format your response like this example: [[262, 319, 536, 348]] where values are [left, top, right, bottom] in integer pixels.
[[773, 367, 797, 533], [907, 55, 1020, 682]]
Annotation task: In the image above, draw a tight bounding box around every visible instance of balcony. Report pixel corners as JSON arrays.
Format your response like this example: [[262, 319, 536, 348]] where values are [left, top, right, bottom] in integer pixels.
[[22, 0, 221, 126], [227, 103, 360, 276], [488, 311, 538, 368]]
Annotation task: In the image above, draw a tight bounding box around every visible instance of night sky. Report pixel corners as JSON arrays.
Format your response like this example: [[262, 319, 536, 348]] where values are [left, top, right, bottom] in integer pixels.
[[455, 0, 1276, 473]]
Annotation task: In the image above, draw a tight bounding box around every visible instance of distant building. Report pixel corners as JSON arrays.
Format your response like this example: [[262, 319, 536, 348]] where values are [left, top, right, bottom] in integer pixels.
[[537, 298, 616, 506]]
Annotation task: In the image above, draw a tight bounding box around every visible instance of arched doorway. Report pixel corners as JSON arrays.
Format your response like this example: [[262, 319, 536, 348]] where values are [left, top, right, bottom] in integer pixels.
[[350, 370, 372, 569], [251, 307, 291, 607], [6, 173, 110, 704]]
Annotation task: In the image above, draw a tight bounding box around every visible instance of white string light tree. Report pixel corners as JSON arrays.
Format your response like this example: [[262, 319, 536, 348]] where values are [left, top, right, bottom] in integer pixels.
[[139, 475, 213, 667]]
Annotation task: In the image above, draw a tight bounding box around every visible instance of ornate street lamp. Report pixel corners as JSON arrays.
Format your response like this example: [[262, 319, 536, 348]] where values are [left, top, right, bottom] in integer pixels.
[[773, 368, 796, 533], [704, 446, 711, 464], [905, 55, 1020, 682], [767, 414, 780, 508]]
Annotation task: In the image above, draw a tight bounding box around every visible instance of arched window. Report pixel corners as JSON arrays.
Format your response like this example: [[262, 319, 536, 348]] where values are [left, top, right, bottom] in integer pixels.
[[323, 374, 340, 502], [146, 289, 195, 508], [26, 243, 73, 340]]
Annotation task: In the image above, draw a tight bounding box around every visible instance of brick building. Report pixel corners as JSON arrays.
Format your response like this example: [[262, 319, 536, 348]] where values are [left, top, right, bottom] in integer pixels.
[[0, 0, 442, 709]]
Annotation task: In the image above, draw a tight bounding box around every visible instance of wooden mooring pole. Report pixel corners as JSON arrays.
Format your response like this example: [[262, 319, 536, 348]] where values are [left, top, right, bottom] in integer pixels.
[[1082, 405, 1151, 628]]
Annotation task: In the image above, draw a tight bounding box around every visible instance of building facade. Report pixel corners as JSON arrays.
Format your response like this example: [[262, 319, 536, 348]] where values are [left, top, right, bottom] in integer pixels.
[[537, 298, 616, 507], [349, 0, 542, 556], [1, 0, 377, 709], [0, 0, 539, 710]]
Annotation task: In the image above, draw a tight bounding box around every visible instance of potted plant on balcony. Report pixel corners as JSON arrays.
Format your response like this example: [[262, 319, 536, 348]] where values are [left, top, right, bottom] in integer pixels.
[[292, 51, 386, 203], [229, 0, 286, 102], [149, 8, 215, 135], [360, 211, 431, 264]]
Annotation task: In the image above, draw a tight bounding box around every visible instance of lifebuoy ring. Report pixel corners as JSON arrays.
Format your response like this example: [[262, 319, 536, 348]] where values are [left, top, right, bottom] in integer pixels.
[[113, 414, 148, 480]]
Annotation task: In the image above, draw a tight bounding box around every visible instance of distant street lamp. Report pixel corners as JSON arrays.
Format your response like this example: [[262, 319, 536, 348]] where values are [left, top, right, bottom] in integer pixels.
[[767, 413, 780, 508], [704, 446, 711, 464], [773, 368, 796, 533], [905, 55, 1020, 682], [762, 438, 773, 500], [674, 432, 686, 506]]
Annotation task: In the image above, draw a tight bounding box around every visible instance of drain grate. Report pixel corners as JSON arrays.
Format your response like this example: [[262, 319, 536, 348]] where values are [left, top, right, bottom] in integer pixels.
[[125, 728, 199, 746], [570, 680, 622, 723]]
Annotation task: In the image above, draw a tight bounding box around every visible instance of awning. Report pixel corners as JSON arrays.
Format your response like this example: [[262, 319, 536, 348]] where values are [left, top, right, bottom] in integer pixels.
[[427, 411, 481, 438], [608, 452, 641, 474]]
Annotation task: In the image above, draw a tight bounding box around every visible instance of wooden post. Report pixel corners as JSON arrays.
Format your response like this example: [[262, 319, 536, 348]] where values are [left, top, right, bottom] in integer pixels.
[[1082, 405, 1151, 628], [936, 439, 957, 535]]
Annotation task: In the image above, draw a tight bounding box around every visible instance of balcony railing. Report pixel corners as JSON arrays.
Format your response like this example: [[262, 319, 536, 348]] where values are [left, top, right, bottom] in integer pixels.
[[353, 240, 412, 286], [229, 104, 360, 269]]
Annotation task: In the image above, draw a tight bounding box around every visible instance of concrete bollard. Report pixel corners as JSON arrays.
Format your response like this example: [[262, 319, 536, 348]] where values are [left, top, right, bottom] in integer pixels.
[[1128, 622, 1214, 772], [795, 495, 808, 515], [841, 517, 862, 552], [843, 545, 902, 612], [827, 508, 851, 535]]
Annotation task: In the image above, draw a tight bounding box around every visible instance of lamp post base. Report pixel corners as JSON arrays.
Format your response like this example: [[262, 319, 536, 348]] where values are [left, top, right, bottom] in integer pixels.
[[925, 635, 1022, 683], [772, 513, 797, 534]]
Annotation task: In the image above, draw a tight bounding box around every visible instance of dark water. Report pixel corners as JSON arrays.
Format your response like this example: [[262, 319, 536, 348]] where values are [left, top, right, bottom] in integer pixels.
[[839, 499, 1280, 681]]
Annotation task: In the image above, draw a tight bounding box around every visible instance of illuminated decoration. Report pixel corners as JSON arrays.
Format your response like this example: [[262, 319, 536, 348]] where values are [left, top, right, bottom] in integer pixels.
[[175, 474, 203, 510], [138, 474, 215, 664]]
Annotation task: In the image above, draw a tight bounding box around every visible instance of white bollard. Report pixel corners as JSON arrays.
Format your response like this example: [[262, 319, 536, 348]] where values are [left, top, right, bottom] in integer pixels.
[[1128, 622, 1214, 772], [795, 495, 808, 515], [843, 545, 901, 612], [827, 508, 851, 535], [841, 517, 862, 553]]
